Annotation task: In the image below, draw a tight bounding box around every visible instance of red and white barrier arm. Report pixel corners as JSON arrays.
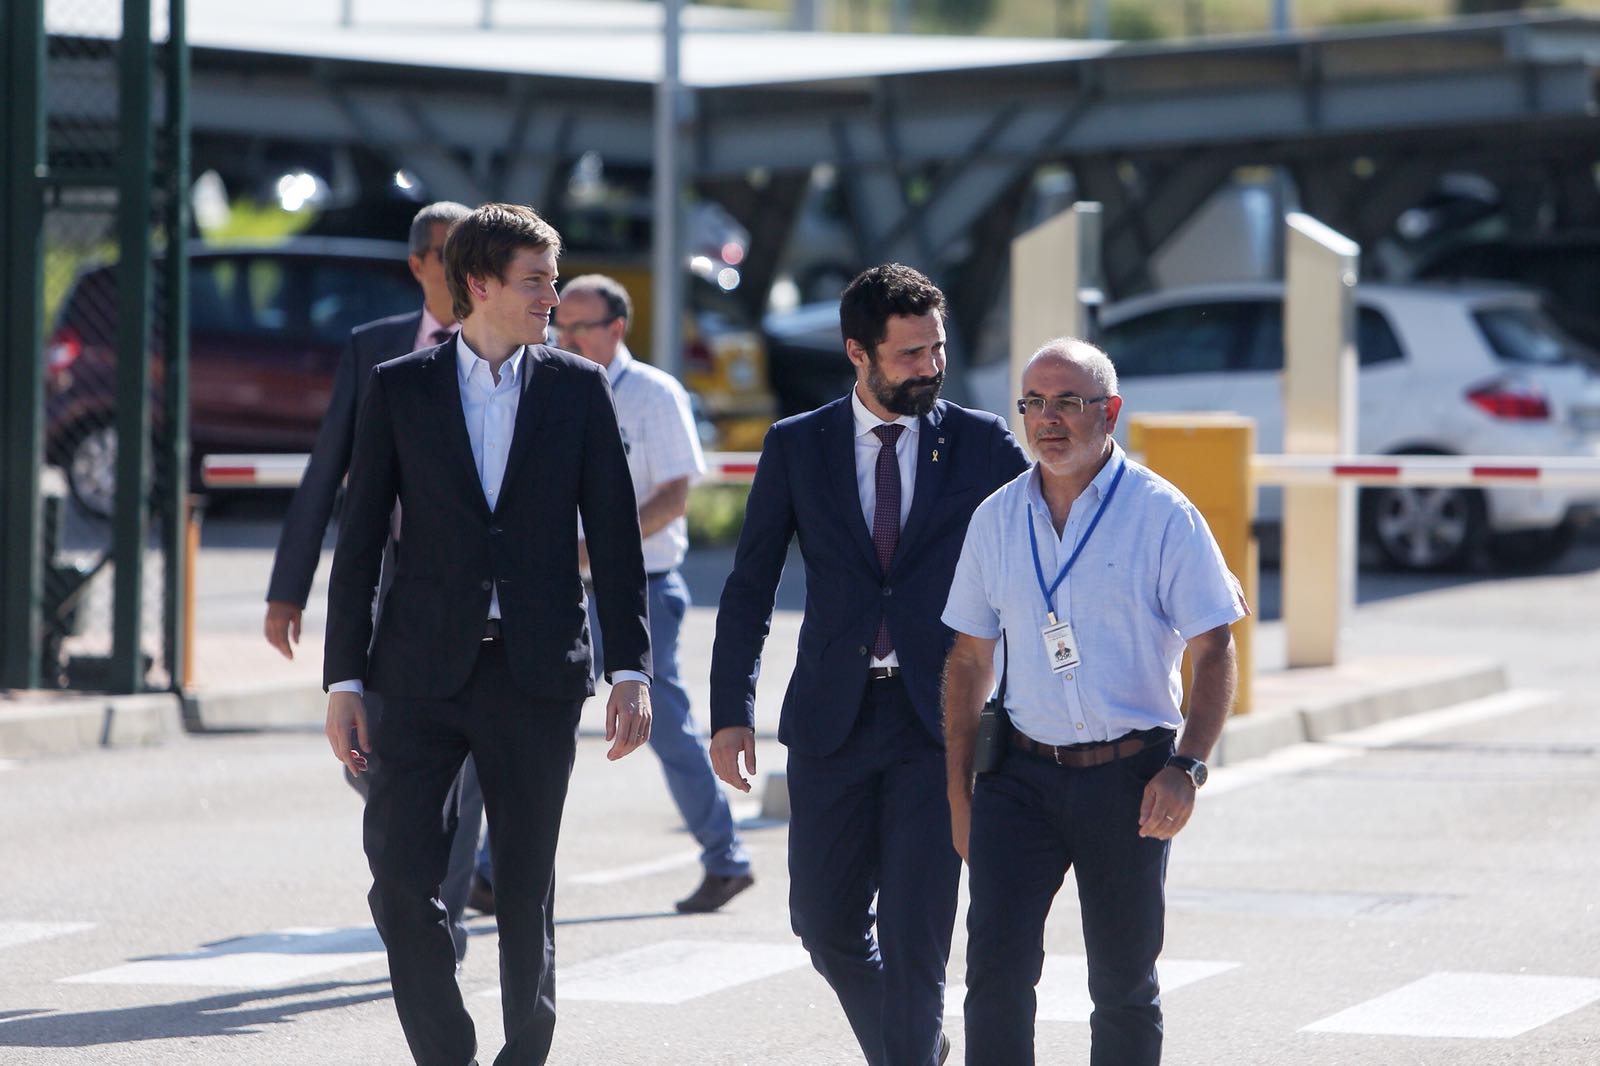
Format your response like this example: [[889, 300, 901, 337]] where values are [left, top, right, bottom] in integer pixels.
[[202, 451, 768, 490], [1252, 454, 1600, 488]]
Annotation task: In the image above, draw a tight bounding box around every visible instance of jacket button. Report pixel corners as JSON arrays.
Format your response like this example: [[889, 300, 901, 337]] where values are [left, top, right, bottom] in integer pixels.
[[490, 526, 502, 536], [481, 580, 492, 591], [858, 645, 868, 656], [882, 587, 892, 597]]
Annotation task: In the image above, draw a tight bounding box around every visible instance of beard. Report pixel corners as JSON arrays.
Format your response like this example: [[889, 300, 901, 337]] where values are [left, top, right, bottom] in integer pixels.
[[866, 358, 944, 418]]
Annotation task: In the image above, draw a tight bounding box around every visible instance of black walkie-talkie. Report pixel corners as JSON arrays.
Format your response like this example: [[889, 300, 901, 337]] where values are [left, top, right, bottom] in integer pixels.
[[973, 631, 1010, 774]]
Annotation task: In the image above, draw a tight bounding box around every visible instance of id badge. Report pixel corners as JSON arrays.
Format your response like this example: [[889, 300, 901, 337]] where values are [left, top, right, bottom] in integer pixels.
[[1041, 618, 1080, 674]]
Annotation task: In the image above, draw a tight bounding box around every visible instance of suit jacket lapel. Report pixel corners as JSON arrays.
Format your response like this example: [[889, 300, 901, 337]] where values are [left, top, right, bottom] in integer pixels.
[[892, 401, 949, 571], [432, 338, 491, 519], [496, 344, 555, 509], [826, 397, 881, 574]]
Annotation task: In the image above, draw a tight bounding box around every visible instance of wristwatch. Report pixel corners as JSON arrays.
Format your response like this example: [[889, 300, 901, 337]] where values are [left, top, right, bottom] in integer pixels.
[[1165, 754, 1208, 789]]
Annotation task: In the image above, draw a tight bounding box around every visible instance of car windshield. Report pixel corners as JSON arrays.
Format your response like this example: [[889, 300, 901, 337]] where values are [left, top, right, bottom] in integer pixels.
[[1473, 305, 1591, 367]]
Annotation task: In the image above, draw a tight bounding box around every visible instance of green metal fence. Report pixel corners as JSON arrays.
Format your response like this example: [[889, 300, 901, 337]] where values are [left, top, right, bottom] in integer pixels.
[[1, 0, 188, 694]]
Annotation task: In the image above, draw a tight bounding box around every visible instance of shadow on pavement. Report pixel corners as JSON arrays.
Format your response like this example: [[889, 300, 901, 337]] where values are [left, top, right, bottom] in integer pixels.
[[0, 978, 392, 1048]]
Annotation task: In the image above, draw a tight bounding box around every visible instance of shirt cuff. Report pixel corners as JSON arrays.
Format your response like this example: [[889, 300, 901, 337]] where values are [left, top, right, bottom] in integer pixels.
[[609, 670, 651, 688], [329, 679, 365, 696]]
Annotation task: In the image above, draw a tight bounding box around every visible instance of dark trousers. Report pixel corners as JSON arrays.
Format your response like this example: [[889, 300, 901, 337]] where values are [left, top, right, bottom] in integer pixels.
[[787, 675, 960, 1066], [964, 739, 1173, 1066], [365, 639, 582, 1066]]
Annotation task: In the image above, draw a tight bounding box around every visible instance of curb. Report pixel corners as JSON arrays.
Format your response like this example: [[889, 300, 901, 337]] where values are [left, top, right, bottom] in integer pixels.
[[0, 691, 186, 758], [1213, 657, 1506, 766]]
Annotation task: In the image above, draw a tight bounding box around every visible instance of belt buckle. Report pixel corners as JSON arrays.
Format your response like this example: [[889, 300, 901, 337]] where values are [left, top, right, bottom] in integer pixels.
[[1052, 744, 1065, 767]]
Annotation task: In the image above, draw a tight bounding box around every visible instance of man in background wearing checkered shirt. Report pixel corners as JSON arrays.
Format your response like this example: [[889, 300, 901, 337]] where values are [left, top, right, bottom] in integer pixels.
[[560, 273, 756, 914]]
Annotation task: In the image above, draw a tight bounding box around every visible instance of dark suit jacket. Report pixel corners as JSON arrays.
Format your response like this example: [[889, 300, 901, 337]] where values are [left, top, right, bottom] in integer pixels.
[[266, 310, 422, 607], [323, 338, 652, 701], [710, 396, 1029, 757]]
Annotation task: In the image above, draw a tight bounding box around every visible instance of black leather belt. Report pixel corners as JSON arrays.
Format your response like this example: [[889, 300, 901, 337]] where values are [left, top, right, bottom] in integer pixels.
[[482, 618, 502, 642], [1011, 727, 1173, 769], [867, 666, 901, 681]]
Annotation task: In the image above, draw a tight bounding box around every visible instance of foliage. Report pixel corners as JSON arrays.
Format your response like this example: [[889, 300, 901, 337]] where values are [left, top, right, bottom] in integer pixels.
[[687, 482, 751, 546]]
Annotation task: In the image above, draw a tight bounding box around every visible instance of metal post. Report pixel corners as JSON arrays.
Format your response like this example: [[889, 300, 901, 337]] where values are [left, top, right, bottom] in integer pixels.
[[1088, 0, 1110, 38], [111, 0, 156, 693], [890, 0, 911, 33], [163, 0, 191, 694], [1008, 201, 1102, 444], [481, 0, 493, 30], [340, 0, 354, 27], [1272, 0, 1293, 32], [1282, 212, 1359, 668], [651, 0, 685, 380], [0, 0, 46, 690], [792, 0, 831, 31]]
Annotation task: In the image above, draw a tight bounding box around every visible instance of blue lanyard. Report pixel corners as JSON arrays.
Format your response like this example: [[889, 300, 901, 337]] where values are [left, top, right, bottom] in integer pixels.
[[1027, 459, 1126, 624]]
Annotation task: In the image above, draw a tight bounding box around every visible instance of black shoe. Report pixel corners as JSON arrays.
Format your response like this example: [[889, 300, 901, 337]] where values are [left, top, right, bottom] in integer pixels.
[[467, 873, 495, 916], [938, 1030, 950, 1064], [674, 872, 755, 914]]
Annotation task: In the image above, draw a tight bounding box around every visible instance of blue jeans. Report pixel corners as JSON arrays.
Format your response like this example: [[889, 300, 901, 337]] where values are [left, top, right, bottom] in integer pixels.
[[964, 738, 1173, 1066], [589, 569, 751, 878]]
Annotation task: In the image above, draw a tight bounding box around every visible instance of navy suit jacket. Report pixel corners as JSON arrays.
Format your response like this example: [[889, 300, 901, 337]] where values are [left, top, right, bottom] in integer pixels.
[[266, 310, 421, 607], [324, 338, 651, 701], [710, 395, 1029, 757]]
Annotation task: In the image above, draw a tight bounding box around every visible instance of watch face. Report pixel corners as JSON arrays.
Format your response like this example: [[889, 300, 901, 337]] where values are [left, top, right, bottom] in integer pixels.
[[1190, 761, 1208, 788]]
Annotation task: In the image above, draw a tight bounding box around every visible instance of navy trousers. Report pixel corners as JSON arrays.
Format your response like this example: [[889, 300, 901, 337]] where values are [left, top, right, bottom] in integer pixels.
[[365, 639, 581, 1066], [787, 675, 960, 1066], [964, 738, 1173, 1066]]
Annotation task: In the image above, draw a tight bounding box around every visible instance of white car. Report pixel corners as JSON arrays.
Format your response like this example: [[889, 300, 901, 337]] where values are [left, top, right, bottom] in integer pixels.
[[1095, 282, 1600, 571]]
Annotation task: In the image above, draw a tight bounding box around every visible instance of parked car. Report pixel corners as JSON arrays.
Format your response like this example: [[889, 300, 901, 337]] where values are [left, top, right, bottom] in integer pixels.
[[45, 240, 771, 516], [46, 238, 419, 517], [1096, 282, 1600, 571], [1409, 232, 1600, 365]]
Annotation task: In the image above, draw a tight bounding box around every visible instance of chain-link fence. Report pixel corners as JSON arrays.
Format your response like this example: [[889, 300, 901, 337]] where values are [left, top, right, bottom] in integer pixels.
[[35, 0, 182, 691]]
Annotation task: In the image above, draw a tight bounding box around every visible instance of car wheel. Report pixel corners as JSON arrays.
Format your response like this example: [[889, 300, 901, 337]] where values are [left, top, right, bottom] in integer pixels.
[[1487, 521, 1575, 572], [1363, 485, 1487, 572], [65, 424, 119, 520]]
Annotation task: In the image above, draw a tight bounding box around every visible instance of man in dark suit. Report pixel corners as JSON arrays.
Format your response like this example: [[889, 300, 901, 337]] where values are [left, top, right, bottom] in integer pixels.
[[709, 264, 1029, 1066], [262, 201, 490, 959], [323, 203, 653, 1066]]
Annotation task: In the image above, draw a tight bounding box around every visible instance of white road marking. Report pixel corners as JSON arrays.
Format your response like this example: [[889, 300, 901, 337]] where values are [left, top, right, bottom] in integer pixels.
[[945, 956, 1239, 1021], [568, 850, 701, 886], [1302, 971, 1600, 1039], [1208, 689, 1557, 797], [60, 926, 386, 988], [0, 922, 95, 951], [480, 939, 810, 1004]]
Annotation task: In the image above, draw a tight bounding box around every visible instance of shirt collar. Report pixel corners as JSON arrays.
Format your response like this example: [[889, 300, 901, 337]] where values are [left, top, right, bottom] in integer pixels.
[[605, 343, 634, 387], [420, 305, 452, 344], [850, 384, 919, 439], [455, 332, 524, 389]]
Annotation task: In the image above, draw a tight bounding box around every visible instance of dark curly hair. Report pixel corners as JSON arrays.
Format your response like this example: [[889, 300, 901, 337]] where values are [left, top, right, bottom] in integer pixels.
[[838, 263, 946, 359]]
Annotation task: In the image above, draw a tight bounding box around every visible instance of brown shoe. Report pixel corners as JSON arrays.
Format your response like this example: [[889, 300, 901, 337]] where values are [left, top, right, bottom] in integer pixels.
[[675, 872, 755, 914], [467, 873, 495, 916]]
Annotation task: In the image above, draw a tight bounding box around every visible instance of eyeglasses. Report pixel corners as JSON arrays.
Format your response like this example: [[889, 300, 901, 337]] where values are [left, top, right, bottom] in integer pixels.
[[1016, 395, 1110, 416], [556, 318, 617, 335]]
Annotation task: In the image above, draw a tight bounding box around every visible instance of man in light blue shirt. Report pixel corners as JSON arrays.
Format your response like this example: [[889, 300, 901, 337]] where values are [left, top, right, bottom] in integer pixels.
[[941, 337, 1246, 1066]]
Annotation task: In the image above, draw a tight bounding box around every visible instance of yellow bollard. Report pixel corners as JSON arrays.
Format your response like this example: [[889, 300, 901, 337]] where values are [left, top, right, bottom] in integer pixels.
[[1130, 414, 1255, 715]]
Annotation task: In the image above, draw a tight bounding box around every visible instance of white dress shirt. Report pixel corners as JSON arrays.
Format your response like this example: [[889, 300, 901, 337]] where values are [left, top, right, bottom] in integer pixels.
[[851, 386, 918, 668], [332, 334, 647, 694]]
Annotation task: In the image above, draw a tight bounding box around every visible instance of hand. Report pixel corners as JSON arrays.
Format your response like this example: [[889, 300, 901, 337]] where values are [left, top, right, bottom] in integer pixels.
[[1138, 766, 1196, 840], [264, 601, 302, 660], [948, 788, 973, 862], [325, 690, 369, 776], [605, 680, 651, 761], [709, 726, 757, 793]]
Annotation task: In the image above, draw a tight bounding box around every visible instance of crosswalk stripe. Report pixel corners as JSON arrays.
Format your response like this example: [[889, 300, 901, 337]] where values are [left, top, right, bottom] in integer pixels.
[[945, 956, 1239, 1021], [1302, 971, 1600, 1039], [59, 926, 386, 988], [479, 940, 810, 1004], [0, 922, 95, 951], [568, 850, 701, 886]]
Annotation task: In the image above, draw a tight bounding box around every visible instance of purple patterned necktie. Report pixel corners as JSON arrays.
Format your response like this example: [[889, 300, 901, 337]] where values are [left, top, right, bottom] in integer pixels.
[[870, 423, 904, 659]]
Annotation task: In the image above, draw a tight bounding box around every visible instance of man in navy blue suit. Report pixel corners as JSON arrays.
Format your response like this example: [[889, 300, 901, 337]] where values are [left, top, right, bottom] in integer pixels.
[[710, 264, 1029, 1066]]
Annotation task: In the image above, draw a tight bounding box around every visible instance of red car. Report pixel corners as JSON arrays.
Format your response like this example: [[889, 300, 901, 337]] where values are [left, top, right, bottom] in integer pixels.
[[45, 238, 419, 516]]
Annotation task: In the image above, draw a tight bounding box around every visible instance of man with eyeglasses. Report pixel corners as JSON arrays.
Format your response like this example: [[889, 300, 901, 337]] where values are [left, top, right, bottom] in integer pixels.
[[940, 338, 1248, 1065], [556, 273, 756, 914], [710, 264, 1028, 1065], [263, 200, 492, 962]]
